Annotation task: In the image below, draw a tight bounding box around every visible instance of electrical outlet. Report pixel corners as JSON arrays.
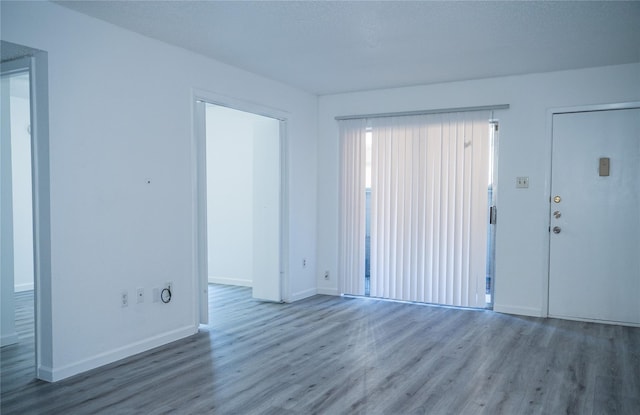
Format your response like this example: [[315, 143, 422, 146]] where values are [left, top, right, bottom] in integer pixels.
[[136, 288, 144, 304], [324, 271, 330, 280], [121, 290, 128, 307], [516, 176, 529, 188]]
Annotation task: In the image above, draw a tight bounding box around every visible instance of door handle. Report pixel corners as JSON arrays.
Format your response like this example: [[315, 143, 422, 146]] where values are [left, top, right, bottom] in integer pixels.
[[553, 226, 561, 234]]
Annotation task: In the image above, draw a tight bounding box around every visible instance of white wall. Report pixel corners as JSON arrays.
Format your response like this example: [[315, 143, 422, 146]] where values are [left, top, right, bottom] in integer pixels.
[[10, 74, 34, 292], [317, 63, 640, 317], [1, 1, 318, 381], [206, 105, 256, 287]]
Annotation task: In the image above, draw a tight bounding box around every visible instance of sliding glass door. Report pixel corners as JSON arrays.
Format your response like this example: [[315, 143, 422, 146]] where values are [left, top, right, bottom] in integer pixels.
[[340, 111, 497, 309]]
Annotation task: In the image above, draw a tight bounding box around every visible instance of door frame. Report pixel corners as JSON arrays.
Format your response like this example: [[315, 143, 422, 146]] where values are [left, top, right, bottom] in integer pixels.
[[544, 101, 640, 319], [191, 88, 290, 324], [1, 45, 52, 381]]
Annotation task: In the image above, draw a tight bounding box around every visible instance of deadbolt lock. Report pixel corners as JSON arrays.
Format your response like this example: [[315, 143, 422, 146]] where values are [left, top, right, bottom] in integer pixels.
[[553, 226, 561, 234], [553, 210, 561, 219]]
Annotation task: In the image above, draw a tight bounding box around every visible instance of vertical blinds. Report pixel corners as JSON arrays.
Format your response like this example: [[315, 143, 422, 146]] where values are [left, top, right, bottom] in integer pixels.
[[338, 118, 368, 296], [339, 111, 491, 308]]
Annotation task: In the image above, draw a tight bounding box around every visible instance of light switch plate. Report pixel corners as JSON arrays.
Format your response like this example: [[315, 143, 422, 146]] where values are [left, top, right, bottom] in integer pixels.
[[599, 157, 610, 176], [516, 176, 529, 188]]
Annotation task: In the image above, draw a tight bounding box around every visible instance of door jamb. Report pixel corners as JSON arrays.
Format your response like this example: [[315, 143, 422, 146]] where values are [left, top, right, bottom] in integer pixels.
[[544, 101, 640, 318]]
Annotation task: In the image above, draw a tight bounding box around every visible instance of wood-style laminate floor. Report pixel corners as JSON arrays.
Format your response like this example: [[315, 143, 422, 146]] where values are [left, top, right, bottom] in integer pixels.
[[1, 284, 639, 414]]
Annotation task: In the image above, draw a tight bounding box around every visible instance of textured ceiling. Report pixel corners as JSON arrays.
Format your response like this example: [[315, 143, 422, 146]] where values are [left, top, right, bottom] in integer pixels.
[[55, 1, 640, 95]]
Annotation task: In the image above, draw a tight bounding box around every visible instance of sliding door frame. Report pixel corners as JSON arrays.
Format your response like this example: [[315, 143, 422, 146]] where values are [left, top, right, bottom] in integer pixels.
[[338, 105, 506, 309]]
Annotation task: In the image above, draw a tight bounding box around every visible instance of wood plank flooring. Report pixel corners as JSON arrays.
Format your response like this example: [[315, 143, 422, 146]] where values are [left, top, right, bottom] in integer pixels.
[[1, 284, 639, 414]]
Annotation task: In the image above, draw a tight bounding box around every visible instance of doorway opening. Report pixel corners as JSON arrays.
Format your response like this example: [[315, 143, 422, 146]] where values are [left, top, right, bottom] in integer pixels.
[[193, 93, 288, 324], [4, 71, 34, 294], [2, 66, 33, 351], [1, 41, 52, 382], [205, 104, 282, 301]]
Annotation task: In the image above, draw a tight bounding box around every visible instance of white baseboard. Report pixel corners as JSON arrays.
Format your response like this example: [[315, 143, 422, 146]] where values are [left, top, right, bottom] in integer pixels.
[[288, 287, 316, 302], [493, 304, 544, 317], [316, 288, 340, 296], [208, 276, 252, 287], [0, 332, 19, 347], [547, 313, 640, 328], [38, 325, 197, 382], [14, 282, 34, 292]]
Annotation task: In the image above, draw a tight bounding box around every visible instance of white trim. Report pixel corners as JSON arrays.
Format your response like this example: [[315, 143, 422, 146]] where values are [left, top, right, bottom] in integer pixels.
[[279, 119, 290, 303], [548, 313, 640, 328], [191, 98, 208, 325], [30, 51, 52, 382], [35, 365, 54, 383], [36, 325, 197, 382], [208, 277, 252, 287], [544, 101, 640, 320], [549, 101, 640, 116], [193, 88, 289, 121], [335, 104, 510, 121], [316, 288, 340, 296]]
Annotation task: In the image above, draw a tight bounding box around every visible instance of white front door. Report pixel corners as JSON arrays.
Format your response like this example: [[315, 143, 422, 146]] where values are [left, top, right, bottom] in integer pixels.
[[548, 106, 640, 325]]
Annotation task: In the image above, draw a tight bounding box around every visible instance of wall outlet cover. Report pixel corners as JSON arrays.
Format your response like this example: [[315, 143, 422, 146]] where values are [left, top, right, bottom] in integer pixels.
[[516, 176, 529, 188]]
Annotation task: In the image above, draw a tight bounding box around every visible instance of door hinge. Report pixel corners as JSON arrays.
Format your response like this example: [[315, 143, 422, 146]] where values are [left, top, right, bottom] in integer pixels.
[[489, 206, 497, 224]]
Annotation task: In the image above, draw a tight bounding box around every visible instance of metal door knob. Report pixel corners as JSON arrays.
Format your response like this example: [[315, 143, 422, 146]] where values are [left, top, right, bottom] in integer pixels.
[[553, 226, 561, 234], [553, 210, 561, 219]]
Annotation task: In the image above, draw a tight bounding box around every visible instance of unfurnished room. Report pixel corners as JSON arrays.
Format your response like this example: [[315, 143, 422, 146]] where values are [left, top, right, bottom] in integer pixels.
[[1, 1, 639, 414]]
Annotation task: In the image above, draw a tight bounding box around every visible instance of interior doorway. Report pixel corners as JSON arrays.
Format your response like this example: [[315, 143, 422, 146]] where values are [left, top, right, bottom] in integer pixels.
[[192, 92, 288, 325], [4, 71, 34, 294], [1, 41, 52, 382], [2, 64, 34, 352], [205, 104, 282, 302]]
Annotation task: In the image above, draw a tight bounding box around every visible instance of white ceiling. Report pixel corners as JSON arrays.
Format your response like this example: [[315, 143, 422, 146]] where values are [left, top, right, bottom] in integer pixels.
[[55, 0, 640, 95]]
